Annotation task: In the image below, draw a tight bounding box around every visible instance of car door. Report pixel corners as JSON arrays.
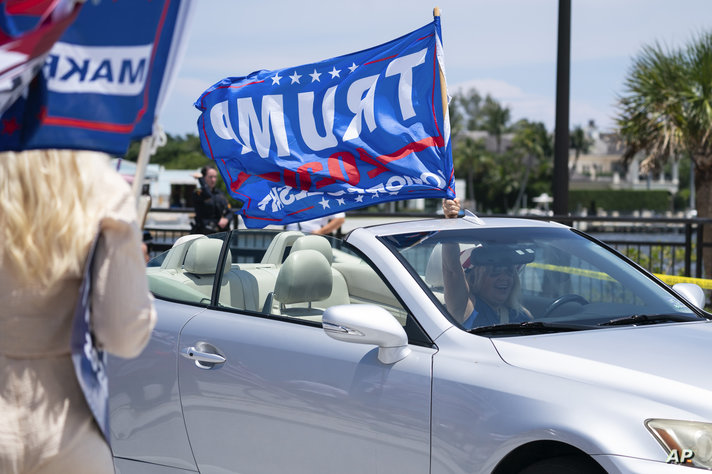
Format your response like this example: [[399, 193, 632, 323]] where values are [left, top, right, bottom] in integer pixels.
[[177, 232, 434, 474]]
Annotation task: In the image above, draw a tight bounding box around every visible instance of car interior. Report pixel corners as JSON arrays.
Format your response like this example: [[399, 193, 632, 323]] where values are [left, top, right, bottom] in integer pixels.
[[146, 232, 409, 326]]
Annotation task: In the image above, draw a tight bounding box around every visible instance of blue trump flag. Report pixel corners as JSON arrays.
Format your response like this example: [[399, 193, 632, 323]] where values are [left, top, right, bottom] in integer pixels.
[[195, 17, 455, 228], [70, 231, 110, 442], [0, 0, 194, 154]]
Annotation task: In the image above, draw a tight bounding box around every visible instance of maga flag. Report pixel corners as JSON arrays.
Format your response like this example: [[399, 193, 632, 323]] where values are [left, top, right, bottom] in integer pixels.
[[195, 17, 455, 229], [0, 0, 81, 117], [0, 0, 194, 154]]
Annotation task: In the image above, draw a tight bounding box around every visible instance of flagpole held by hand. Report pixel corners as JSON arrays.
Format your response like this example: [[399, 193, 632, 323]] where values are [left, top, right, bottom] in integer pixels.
[[433, 6, 454, 202], [433, 7, 448, 126], [195, 11, 457, 227]]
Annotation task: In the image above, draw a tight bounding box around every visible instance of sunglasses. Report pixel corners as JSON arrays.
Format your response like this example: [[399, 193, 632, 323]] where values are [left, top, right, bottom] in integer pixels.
[[465, 264, 524, 278]]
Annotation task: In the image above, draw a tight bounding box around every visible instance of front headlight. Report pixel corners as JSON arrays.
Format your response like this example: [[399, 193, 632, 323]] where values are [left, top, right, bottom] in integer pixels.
[[646, 419, 712, 469]]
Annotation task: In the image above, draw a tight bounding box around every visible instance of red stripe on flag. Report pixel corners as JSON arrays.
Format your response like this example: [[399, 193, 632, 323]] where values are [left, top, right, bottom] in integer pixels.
[[42, 116, 134, 133], [364, 55, 397, 65], [6, 0, 57, 17], [287, 206, 314, 216]]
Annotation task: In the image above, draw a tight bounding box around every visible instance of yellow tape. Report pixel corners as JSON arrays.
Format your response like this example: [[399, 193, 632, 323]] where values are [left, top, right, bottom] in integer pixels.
[[653, 274, 712, 289], [527, 262, 712, 290], [527, 262, 614, 281]]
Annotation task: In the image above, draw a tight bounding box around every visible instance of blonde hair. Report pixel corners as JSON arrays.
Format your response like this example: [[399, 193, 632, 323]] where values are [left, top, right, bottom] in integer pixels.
[[0, 149, 110, 289], [468, 265, 523, 310]]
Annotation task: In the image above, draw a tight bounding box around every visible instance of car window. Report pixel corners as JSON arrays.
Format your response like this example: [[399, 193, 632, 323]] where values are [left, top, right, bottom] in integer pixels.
[[216, 231, 410, 328], [382, 227, 701, 331], [146, 233, 228, 305]]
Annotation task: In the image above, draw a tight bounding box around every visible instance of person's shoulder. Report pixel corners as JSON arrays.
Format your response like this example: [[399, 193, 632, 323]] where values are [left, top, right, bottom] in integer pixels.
[[90, 159, 137, 220], [92, 159, 130, 195]]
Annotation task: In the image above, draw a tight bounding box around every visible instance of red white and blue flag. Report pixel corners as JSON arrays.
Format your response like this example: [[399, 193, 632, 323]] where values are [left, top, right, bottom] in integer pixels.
[[0, 0, 81, 117], [195, 17, 455, 228], [0, 0, 194, 154]]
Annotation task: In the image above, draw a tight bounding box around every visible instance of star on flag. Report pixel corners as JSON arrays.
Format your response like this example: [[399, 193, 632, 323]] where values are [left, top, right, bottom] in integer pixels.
[[309, 69, 321, 82], [271, 61, 362, 88]]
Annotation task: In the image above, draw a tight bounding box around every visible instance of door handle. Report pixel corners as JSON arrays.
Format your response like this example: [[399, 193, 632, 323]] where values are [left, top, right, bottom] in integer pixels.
[[181, 345, 226, 369]]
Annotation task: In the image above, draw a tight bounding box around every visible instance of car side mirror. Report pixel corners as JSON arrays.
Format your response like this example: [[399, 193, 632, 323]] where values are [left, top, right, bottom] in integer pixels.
[[673, 282, 706, 309], [322, 304, 411, 364]]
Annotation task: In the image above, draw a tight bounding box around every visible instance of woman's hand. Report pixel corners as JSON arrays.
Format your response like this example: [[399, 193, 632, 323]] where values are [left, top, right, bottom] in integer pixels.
[[443, 198, 461, 219]]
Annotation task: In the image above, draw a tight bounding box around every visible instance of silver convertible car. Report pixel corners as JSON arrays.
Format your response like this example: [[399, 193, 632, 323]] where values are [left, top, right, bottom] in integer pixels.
[[110, 213, 712, 474]]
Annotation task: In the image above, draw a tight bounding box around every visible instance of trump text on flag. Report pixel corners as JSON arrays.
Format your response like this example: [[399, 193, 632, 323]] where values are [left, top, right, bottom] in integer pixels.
[[196, 18, 455, 228]]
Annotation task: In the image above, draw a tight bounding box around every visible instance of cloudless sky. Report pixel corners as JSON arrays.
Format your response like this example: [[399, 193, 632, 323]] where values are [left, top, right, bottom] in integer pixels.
[[159, 0, 712, 138]]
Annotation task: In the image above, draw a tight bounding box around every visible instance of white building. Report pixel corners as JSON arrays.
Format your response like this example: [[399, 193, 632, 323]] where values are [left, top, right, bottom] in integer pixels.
[[111, 159, 200, 208], [570, 121, 680, 194]]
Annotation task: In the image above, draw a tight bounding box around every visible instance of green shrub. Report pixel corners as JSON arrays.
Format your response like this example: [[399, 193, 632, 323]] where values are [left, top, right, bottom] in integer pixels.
[[569, 190, 671, 214]]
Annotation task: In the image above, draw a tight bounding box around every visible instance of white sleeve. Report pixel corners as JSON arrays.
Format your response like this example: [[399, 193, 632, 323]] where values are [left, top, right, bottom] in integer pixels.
[[91, 173, 156, 359]]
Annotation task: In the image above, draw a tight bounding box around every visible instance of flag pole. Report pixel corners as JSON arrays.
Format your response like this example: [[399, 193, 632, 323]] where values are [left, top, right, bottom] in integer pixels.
[[433, 6, 448, 124], [131, 136, 151, 201], [434, 6, 454, 204], [131, 123, 167, 212]]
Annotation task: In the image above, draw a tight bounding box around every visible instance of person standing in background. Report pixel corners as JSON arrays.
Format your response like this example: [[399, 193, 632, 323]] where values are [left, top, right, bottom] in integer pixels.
[[0, 150, 156, 474], [192, 164, 232, 234]]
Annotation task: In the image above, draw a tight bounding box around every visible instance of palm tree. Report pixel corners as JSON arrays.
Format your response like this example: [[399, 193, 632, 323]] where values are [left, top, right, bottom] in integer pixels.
[[616, 31, 712, 277], [454, 88, 483, 132], [480, 95, 511, 153], [452, 135, 488, 208], [511, 120, 553, 212]]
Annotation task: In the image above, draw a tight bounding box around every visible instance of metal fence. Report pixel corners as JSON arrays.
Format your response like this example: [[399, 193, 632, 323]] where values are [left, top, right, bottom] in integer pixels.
[[143, 208, 712, 280], [548, 215, 711, 279]]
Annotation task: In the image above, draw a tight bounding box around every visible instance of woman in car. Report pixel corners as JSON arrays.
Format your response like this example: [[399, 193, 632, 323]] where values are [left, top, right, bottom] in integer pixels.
[[441, 198, 531, 328]]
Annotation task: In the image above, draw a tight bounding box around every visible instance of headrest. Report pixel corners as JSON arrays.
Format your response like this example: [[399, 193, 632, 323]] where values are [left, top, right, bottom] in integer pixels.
[[160, 234, 207, 270], [260, 230, 305, 265], [173, 234, 206, 248], [424, 244, 443, 288], [291, 235, 333, 263], [274, 249, 332, 304], [460, 243, 535, 271], [183, 238, 230, 275]]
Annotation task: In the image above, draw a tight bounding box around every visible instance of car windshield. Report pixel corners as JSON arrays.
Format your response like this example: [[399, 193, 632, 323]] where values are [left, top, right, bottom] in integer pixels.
[[381, 226, 704, 333]]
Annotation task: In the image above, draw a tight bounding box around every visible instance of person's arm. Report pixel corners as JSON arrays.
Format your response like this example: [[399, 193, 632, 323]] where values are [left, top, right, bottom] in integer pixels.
[[441, 199, 473, 323], [192, 172, 214, 203], [315, 216, 345, 235], [92, 175, 156, 358], [217, 192, 232, 229]]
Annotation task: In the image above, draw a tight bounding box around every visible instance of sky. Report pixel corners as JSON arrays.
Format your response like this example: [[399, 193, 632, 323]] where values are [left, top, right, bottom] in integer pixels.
[[159, 0, 712, 138]]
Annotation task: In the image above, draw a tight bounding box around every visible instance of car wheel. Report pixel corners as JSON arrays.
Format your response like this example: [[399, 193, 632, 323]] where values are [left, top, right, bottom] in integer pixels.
[[519, 455, 604, 474]]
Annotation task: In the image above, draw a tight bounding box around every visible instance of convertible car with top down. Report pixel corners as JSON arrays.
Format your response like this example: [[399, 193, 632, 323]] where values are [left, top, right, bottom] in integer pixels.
[[109, 212, 712, 474]]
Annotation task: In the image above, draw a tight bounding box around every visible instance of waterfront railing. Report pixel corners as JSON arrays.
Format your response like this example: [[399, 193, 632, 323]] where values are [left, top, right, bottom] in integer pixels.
[[144, 208, 712, 281]]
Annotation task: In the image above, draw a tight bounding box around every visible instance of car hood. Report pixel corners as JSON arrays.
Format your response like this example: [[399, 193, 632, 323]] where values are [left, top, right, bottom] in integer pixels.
[[492, 321, 712, 410]]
